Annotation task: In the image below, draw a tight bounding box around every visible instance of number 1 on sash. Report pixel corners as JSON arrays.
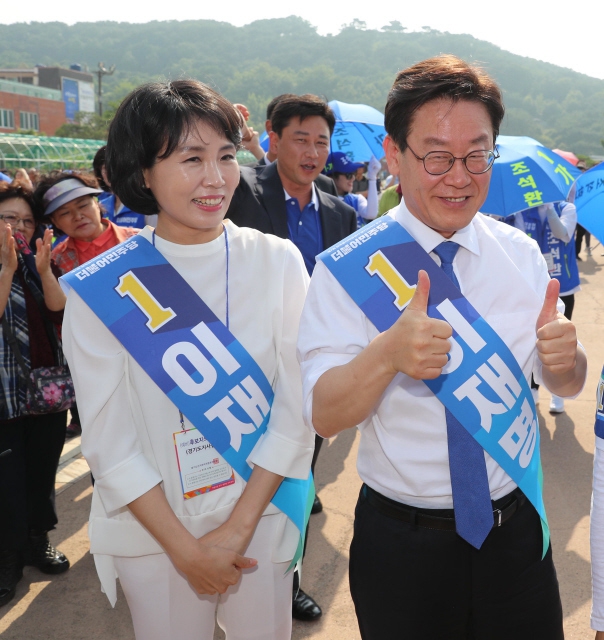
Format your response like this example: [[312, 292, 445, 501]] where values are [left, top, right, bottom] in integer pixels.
[[116, 271, 176, 332], [365, 250, 416, 311]]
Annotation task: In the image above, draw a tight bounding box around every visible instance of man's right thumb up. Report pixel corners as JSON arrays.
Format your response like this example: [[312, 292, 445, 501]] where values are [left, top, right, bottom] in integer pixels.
[[406, 270, 430, 313]]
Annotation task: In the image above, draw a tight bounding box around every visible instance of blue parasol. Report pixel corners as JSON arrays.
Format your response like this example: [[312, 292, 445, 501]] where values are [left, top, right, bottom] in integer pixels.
[[257, 100, 386, 162], [328, 100, 386, 162], [481, 136, 581, 217], [570, 164, 604, 245]]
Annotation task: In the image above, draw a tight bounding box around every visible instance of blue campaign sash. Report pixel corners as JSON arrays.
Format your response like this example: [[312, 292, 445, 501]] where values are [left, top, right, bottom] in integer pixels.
[[60, 234, 313, 570], [594, 366, 604, 441], [319, 217, 550, 556]]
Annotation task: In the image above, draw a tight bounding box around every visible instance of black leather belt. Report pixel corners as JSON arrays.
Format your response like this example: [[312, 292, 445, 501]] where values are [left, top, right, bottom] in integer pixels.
[[362, 484, 526, 532]]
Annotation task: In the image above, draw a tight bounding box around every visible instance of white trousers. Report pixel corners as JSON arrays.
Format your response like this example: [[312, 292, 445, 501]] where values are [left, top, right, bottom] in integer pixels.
[[114, 514, 293, 640]]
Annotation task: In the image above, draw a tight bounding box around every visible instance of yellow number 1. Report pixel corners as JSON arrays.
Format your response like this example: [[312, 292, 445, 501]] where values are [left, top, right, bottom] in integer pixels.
[[365, 250, 416, 311], [115, 271, 176, 332]]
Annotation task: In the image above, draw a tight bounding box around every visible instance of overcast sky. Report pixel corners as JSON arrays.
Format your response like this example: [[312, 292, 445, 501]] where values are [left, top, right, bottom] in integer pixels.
[[3, 0, 602, 81]]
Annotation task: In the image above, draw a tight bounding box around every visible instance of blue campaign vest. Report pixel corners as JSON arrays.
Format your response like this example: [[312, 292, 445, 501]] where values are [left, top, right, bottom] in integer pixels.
[[342, 193, 366, 229], [521, 204, 579, 294], [60, 234, 313, 570], [319, 217, 550, 556], [98, 192, 147, 229]]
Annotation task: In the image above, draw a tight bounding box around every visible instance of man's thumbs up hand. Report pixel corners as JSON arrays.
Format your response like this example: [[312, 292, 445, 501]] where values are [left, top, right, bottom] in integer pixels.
[[536, 278, 561, 331], [379, 270, 453, 380], [536, 278, 578, 375], [406, 269, 431, 314]]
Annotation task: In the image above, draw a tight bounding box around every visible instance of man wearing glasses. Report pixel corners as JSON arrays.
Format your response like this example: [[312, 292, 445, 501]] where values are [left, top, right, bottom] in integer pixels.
[[297, 55, 586, 639]]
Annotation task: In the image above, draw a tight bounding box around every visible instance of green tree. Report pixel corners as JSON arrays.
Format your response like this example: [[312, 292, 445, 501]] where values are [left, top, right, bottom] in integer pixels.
[[55, 111, 113, 140]]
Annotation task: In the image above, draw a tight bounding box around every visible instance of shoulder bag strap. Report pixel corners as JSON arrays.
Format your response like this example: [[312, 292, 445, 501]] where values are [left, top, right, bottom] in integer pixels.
[[18, 255, 63, 365]]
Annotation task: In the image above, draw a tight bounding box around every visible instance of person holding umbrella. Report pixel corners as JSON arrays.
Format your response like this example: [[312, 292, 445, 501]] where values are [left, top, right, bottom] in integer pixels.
[[323, 152, 380, 228]]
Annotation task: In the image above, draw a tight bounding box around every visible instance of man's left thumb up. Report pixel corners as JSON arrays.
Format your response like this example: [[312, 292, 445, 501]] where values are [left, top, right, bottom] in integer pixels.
[[536, 278, 560, 331]]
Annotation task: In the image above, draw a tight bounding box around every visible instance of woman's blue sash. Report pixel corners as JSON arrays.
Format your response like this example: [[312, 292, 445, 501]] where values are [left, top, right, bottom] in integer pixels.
[[318, 217, 549, 557], [60, 235, 313, 570]]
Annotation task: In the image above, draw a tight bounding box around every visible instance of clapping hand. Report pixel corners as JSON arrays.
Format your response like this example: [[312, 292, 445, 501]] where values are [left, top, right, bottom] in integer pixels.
[[35, 228, 54, 277], [0, 224, 18, 274]]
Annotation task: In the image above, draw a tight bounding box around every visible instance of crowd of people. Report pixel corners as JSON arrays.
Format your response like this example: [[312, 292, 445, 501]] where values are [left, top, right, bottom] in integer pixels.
[[0, 53, 602, 639]]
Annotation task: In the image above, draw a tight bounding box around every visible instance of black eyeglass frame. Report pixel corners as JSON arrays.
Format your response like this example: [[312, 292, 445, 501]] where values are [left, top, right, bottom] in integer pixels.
[[405, 143, 500, 176]]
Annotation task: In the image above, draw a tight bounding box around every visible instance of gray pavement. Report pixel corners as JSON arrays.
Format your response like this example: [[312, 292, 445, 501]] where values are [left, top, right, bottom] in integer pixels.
[[1, 244, 602, 639]]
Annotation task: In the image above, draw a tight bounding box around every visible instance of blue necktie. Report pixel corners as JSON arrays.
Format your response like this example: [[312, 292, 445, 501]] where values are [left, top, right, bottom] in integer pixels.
[[433, 241, 493, 549]]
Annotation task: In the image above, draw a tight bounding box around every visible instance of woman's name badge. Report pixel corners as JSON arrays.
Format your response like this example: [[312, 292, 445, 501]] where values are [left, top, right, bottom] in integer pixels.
[[173, 429, 235, 500]]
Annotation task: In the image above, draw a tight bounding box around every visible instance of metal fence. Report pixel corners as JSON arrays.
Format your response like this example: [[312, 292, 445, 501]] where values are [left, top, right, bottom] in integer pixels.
[[0, 133, 260, 172], [0, 133, 105, 170]]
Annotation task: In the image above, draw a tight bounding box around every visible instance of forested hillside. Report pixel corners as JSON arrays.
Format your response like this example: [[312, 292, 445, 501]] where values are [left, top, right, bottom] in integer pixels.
[[1, 17, 602, 154]]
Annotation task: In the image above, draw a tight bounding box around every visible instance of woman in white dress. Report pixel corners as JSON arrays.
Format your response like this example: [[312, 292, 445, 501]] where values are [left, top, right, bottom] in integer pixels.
[[61, 80, 314, 640]]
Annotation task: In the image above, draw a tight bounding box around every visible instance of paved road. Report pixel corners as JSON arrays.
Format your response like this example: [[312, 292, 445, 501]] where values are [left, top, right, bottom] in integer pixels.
[[1, 245, 602, 639]]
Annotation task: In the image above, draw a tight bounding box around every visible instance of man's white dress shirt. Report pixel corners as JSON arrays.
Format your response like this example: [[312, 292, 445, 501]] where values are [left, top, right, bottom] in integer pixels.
[[298, 202, 575, 509]]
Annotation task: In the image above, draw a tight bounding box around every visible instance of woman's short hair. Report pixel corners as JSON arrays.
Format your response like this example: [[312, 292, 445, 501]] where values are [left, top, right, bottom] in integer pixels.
[[385, 55, 505, 152], [1, 179, 39, 220], [92, 145, 110, 191], [106, 80, 243, 216]]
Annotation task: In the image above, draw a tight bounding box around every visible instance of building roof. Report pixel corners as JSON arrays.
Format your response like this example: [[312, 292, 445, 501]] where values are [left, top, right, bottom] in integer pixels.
[[0, 79, 62, 101]]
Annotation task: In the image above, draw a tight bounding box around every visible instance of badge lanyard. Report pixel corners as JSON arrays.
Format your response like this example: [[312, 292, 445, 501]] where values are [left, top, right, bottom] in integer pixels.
[[152, 223, 230, 432]]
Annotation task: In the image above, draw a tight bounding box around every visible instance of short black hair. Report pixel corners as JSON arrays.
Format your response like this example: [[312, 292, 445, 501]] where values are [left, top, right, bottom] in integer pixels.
[[385, 55, 505, 152], [92, 145, 109, 191], [106, 80, 242, 216], [265, 93, 297, 121], [270, 94, 336, 138]]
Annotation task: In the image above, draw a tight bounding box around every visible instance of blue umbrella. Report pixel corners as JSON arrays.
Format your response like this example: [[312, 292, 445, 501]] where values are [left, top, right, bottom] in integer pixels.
[[571, 164, 604, 245], [481, 136, 581, 217], [328, 100, 386, 162], [257, 101, 386, 162]]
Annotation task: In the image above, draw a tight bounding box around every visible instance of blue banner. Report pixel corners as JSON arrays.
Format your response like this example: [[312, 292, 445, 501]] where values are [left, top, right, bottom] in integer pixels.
[[319, 217, 549, 556], [61, 235, 312, 567], [62, 78, 79, 122]]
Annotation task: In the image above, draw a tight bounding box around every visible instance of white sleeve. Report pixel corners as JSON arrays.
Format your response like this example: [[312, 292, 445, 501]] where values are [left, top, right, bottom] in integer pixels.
[[546, 202, 576, 243], [354, 193, 368, 218], [62, 290, 162, 513], [248, 243, 315, 478], [297, 260, 373, 433], [592, 442, 604, 630], [514, 213, 525, 233], [363, 180, 379, 221]]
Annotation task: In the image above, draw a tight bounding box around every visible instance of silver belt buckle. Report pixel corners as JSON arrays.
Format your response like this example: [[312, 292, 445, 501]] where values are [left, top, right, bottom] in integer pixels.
[[494, 508, 502, 527]]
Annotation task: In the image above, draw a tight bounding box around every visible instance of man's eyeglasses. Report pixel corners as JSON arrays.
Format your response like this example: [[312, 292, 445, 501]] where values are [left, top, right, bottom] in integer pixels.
[[0, 214, 36, 229], [406, 143, 500, 176]]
